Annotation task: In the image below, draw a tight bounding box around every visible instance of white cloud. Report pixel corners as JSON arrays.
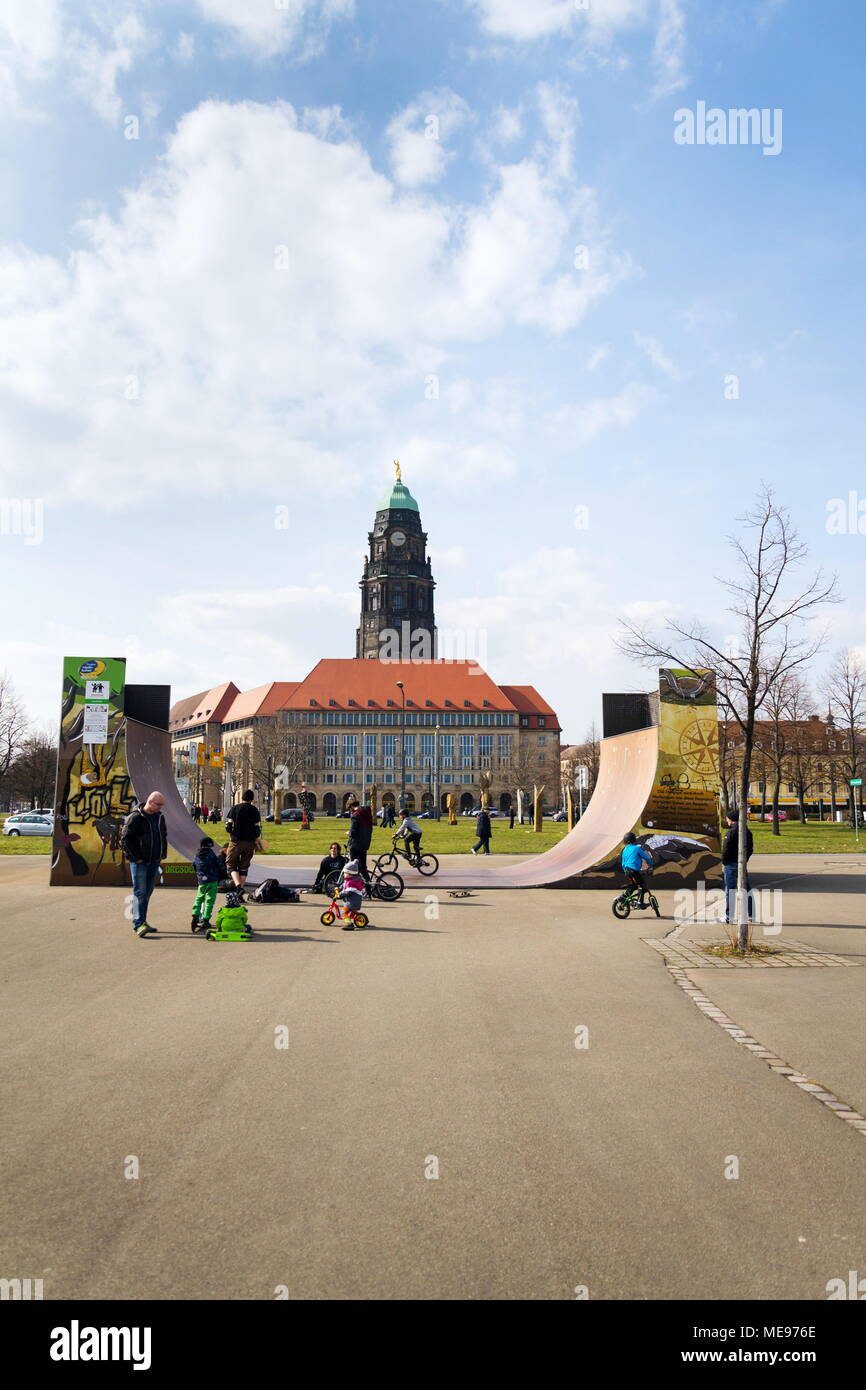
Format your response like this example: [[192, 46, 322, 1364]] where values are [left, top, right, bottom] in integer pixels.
[[0, 99, 631, 507], [194, 0, 355, 59], [586, 344, 610, 370], [68, 11, 149, 124], [386, 88, 469, 188], [546, 382, 655, 443], [651, 0, 687, 99], [491, 103, 523, 144], [535, 81, 579, 180], [0, 0, 60, 118], [468, 0, 650, 41]]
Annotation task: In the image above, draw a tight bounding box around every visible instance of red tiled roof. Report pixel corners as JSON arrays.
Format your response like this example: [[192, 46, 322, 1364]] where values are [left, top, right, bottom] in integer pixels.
[[499, 685, 559, 718], [280, 659, 519, 713], [222, 682, 301, 724], [169, 681, 239, 730]]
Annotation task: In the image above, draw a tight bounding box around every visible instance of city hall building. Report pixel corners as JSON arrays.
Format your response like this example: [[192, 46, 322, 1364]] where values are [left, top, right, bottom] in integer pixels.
[[169, 473, 561, 815]]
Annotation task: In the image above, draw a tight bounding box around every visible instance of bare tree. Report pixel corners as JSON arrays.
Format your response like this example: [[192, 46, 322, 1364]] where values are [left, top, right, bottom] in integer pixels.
[[618, 487, 839, 948], [0, 674, 29, 808], [781, 677, 819, 824], [824, 648, 866, 826], [249, 715, 317, 819], [10, 727, 57, 810]]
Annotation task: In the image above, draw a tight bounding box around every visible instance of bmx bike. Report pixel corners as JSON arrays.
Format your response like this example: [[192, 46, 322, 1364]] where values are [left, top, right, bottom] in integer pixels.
[[321, 849, 404, 902], [611, 877, 661, 920], [375, 834, 439, 877]]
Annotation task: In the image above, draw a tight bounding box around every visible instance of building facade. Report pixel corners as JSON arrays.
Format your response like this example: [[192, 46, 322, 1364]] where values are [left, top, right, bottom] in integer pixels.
[[170, 660, 560, 816]]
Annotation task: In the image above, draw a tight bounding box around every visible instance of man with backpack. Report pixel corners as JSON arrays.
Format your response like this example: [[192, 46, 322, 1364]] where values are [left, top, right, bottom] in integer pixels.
[[225, 788, 262, 900], [121, 790, 168, 937]]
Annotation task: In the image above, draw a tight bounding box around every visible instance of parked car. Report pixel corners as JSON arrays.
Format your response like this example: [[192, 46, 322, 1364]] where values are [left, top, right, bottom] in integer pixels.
[[761, 811, 788, 822], [551, 810, 568, 822], [3, 812, 53, 837], [279, 809, 315, 823]]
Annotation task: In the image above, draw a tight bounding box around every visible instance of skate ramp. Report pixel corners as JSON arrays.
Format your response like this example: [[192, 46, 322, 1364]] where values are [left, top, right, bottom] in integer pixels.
[[126, 720, 659, 891]]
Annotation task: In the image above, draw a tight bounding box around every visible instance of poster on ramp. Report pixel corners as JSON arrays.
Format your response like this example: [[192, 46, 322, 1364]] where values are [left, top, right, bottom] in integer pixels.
[[51, 658, 197, 889], [580, 668, 722, 889], [50, 657, 133, 886]]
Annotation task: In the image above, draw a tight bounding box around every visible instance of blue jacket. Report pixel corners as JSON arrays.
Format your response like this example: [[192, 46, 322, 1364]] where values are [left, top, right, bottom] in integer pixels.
[[193, 847, 224, 885], [621, 842, 652, 872]]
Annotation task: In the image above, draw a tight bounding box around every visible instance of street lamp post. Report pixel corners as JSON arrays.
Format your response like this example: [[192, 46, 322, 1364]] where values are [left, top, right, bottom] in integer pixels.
[[396, 680, 406, 813], [434, 722, 440, 820]]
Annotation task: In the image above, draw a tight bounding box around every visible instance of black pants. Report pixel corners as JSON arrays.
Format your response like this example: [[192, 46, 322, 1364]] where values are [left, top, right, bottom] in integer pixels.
[[626, 869, 647, 902], [349, 844, 371, 885], [473, 836, 491, 854]]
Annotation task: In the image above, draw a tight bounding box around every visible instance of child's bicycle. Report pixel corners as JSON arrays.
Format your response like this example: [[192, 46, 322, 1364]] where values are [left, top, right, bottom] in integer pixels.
[[376, 834, 439, 877], [611, 877, 661, 920], [320, 890, 369, 931]]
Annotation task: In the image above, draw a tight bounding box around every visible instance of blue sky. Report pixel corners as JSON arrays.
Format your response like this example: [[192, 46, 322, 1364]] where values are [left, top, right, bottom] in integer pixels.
[[0, 0, 864, 738]]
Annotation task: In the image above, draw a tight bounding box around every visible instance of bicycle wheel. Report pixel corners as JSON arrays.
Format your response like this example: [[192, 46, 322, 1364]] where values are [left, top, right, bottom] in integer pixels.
[[611, 895, 631, 920], [415, 853, 439, 876], [320, 911, 335, 926], [374, 871, 404, 902], [649, 894, 661, 918], [323, 869, 342, 896], [375, 853, 399, 873]]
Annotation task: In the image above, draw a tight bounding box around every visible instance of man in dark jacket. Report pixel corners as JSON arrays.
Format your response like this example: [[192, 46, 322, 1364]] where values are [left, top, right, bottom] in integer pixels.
[[225, 789, 261, 898], [347, 799, 373, 886], [472, 807, 493, 855], [121, 791, 168, 937], [722, 812, 754, 924], [314, 842, 348, 894]]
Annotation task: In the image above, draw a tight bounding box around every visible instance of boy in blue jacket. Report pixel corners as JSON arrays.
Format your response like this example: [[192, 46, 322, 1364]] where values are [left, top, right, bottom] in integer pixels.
[[191, 836, 226, 933], [621, 831, 653, 905]]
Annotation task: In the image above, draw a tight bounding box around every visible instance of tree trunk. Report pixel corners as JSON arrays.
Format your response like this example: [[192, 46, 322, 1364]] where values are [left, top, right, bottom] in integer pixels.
[[737, 712, 755, 950], [771, 771, 782, 835]]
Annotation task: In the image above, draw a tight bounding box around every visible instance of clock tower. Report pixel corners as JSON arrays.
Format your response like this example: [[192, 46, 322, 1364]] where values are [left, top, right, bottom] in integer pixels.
[[355, 465, 437, 660]]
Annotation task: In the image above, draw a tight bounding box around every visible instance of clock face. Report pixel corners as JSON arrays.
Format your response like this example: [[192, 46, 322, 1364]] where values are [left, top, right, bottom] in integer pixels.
[[391, 530, 406, 547]]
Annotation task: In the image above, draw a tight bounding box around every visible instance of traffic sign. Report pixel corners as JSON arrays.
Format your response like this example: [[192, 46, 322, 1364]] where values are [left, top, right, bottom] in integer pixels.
[[851, 778, 862, 787]]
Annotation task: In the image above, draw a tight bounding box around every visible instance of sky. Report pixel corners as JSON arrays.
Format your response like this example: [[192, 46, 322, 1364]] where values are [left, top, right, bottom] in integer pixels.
[[0, 0, 864, 743]]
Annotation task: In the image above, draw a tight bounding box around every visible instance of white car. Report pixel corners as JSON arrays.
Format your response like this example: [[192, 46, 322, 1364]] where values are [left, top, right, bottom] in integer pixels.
[[3, 812, 53, 836]]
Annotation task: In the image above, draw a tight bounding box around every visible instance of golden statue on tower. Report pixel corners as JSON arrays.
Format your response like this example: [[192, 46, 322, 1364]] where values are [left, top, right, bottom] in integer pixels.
[[393, 459, 401, 482]]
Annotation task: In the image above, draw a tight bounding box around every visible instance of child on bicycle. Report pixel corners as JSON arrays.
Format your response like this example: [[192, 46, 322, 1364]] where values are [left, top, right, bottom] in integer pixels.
[[621, 831, 653, 905], [337, 858, 366, 930], [395, 812, 423, 861]]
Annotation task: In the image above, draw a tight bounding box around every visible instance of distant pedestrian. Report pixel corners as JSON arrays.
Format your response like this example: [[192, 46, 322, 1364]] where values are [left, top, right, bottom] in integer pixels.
[[225, 789, 262, 899], [509, 805, 515, 830], [472, 807, 492, 855], [121, 790, 167, 937], [722, 812, 754, 924], [201, 803, 209, 823]]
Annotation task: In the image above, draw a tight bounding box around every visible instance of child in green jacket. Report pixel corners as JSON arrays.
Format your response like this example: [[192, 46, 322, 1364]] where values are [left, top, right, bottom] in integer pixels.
[[214, 892, 252, 938]]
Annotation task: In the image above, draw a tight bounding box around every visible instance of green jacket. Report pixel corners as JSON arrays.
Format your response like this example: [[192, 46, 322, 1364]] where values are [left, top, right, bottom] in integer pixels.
[[216, 904, 248, 932]]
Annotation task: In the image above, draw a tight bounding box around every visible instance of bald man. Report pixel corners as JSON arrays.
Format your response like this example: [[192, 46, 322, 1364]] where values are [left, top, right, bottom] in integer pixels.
[[121, 791, 168, 937]]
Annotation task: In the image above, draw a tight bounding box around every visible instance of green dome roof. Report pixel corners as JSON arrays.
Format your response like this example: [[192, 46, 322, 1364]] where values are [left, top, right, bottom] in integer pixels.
[[376, 479, 419, 513]]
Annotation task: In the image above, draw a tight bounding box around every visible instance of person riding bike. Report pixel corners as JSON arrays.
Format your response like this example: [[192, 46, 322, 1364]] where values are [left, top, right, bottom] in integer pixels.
[[621, 831, 653, 905], [395, 812, 423, 863]]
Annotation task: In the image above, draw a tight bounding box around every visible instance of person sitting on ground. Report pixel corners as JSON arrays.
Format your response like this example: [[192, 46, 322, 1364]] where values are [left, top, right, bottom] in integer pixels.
[[315, 841, 348, 894], [336, 858, 366, 931], [214, 891, 252, 939], [396, 812, 423, 861], [620, 831, 653, 905], [191, 836, 226, 933]]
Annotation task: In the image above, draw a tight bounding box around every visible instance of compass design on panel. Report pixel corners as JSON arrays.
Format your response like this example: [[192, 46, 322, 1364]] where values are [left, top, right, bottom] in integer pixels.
[[679, 720, 719, 776]]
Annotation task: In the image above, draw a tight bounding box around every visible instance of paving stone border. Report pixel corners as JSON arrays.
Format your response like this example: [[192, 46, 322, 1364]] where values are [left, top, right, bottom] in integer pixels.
[[644, 936, 861, 970], [643, 936, 866, 1141]]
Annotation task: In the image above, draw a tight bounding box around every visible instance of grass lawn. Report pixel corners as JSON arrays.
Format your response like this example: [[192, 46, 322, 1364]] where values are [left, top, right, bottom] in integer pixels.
[[749, 820, 864, 854], [1, 817, 862, 857]]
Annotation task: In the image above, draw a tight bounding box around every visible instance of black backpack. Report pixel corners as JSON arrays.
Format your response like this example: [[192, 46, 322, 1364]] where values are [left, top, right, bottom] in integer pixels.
[[251, 878, 299, 904]]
